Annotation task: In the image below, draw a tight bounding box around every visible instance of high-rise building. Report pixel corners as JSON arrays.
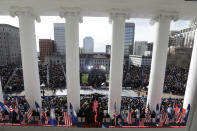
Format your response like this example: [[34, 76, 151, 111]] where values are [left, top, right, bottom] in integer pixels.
[[133, 41, 148, 56], [54, 23, 65, 55], [124, 23, 135, 55], [0, 24, 21, 65], [83, 36, 94, 54], [39, 39, 55, 60], [106, 45, 111, 55]]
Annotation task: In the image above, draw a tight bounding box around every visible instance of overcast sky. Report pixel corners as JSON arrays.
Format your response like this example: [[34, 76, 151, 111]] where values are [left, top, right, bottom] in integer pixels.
[[0, 16, 190, 52]]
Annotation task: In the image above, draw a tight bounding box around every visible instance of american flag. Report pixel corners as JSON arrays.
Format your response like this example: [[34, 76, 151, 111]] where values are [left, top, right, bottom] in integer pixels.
[[41, 107, 48, 125], [176, 107, 183, 124], [145, 107, 151, 123], [26, 102, 32, 122], [161, 107, 169, 124], [63, 111, 72, 126]]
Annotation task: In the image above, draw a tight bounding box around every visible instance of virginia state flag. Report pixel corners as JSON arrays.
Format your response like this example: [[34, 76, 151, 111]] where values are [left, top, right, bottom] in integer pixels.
[[184, 104, 190, 123], [156, 104, 160, 123], [70, 103, 78, 125], [136, 105, 140, 125], [0, 101, 10, 113], [49, 103, 57, 125], [35, 101, 41, 115]]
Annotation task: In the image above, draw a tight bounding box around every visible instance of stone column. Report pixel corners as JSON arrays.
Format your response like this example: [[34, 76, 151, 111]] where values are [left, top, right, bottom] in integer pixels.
[[108, 9, 130, 116], [185, 29, 197, 130], [147, 11, 178, 110], [183, 24, 197, 109], [60, 7, 82, 112], [0, 77, 3, 102], [10, 7, 42, 109]]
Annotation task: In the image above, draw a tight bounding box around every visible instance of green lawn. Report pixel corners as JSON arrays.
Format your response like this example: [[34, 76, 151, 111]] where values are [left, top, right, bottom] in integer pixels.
[[82, 74, 89, 84], [81, 73, 110, 84], [106, 74, 110, 82]]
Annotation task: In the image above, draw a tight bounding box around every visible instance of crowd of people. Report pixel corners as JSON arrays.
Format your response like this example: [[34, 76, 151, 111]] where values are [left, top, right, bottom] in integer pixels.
[[87, 69, 106, 87], [0, 64, 189, 96], [0, 64, 67, 93], [122, 65, 189, 95], [0, 65, 15, 91], [0, 63, 190, 128], [0, 95, 189, 127], [48, 64, 66, 90]]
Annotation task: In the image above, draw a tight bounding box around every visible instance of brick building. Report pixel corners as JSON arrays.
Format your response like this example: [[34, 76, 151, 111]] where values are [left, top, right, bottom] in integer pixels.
[[39, 39, 55, 60]]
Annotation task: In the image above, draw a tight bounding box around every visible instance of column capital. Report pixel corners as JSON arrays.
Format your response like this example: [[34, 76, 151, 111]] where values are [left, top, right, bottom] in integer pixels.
[[150, 10, 179, 25], [10, 6, 40, 22], [60, 7, 82, 23], [190, 17, 197, 28], [109, 8, 130, 23]]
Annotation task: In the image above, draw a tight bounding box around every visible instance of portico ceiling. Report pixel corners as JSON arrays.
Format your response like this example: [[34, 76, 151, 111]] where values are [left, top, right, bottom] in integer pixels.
[[0, 0, 197, 20]]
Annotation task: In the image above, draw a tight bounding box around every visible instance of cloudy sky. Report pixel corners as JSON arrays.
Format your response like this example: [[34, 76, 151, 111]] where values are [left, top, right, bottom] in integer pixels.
[[0, 16, 190, 52]]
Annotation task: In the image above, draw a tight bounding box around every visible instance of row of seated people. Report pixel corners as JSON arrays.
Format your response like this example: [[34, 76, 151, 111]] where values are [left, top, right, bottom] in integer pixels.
[[0, 95, 189, 127]]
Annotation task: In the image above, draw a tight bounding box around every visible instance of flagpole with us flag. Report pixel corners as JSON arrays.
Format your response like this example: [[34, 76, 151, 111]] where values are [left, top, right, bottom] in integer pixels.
[[25, 101, 33, 123], [41, 105, 48, 125], [62, 105, 72, 126]]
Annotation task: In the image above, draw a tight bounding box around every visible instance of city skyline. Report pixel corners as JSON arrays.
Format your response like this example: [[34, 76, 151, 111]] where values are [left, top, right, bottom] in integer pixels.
[[0, 16, 190, 52]]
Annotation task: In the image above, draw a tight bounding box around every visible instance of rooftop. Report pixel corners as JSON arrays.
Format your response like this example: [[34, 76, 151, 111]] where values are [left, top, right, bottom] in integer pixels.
[[0, 0, 197, 20]]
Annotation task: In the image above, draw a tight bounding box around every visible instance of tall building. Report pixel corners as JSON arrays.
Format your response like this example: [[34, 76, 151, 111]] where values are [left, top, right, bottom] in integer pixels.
[[0, 24, 21, 65], [124, 23, 135, 55], [169, 26, 196, 49], [133, 41, 148, 56], [54, 23, 65, 55], [39, 39, 55, 60], [83, 36, 94, 54], [106, 45, 111, 55]]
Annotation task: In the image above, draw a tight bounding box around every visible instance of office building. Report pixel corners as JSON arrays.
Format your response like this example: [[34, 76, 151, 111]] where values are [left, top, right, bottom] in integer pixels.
[[133, 41, 148, 56], [106, 45, 111, 55], [0, 24, 21, 65], [124, 23, 135, 55], [83, 36, 94, 54], [54, 23, 65, 55], [80, 53, 110, 73], [39, 39, 55, 60], [129, 55, 152, 67]]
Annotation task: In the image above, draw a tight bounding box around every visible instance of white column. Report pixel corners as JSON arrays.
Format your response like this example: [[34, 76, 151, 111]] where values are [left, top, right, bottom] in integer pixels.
[[147, 11, 178, 111], [0, 77, 4, 102], [10, 7, 41, 109], [108, 9, 130, 116], [60, 7, 82, 112], [183, 26, 197, 109]]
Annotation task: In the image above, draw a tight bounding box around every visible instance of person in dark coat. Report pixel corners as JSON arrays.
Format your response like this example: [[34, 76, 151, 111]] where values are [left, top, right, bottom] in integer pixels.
[[97, 108, 103, 127], [12, 110, 18, 123]]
